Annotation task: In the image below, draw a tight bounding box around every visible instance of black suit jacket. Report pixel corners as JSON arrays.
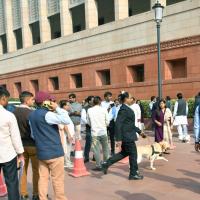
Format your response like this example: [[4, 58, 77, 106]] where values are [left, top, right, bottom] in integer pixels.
[[115, 104, 141, 142]]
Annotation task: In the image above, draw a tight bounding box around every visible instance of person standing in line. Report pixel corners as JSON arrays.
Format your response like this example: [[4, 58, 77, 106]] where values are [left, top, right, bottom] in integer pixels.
[[173, 93, 190, 143], [81, 96, 94, 163], [194, 104, 200, 151], [68, 93, 82, 140], [59, 100, 75, 169], [101, 91, 114, 110], [13, 91, 39, 200], [0, 87, 24, 200], [29, 91, 72, 200], [87, 96, 110, 171], [101, 92, 145, 180]]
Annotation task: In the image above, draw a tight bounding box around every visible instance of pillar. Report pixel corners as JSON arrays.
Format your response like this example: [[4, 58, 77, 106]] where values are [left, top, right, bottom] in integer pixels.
[[4, 0, 16, 52], [85, 0, 98, 29], [38, 0, 51, 43], [60, 0, 73, 36], [21, 0, 33, 48], [114, 0, 129, 20]]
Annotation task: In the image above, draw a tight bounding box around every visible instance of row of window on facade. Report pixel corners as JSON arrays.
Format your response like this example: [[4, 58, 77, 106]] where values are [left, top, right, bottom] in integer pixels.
[[0, 0, 186, 54], [0, 57, 187, 96]]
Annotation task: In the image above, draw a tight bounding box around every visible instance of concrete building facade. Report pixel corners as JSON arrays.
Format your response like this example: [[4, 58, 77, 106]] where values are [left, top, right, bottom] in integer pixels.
[[0, 0, 200, 100]]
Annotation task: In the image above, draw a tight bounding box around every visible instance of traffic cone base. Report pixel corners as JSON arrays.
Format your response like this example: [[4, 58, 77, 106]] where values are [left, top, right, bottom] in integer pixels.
[[0, 173, 7, 197], [69, 139, 90, 178], [119, 156, 129, 164]]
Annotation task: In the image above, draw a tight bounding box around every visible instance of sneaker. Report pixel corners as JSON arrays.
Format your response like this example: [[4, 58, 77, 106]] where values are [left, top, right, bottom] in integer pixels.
[[129, 174, 144, 180], [20, 195, 29, 200]]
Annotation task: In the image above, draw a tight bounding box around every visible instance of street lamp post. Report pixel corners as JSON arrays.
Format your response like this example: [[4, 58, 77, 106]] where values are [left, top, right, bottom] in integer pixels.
[[152, 1, 164, 100]]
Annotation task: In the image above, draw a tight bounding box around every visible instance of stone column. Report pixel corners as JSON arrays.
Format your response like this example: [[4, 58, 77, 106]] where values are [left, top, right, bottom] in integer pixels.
[[85, 0, 98, 29], [114, 0, 129, 20], [38, 0, 51, 43], [4, 0, 16, 52], [21, 0, 33, 48], [60, 0, 73, 36]]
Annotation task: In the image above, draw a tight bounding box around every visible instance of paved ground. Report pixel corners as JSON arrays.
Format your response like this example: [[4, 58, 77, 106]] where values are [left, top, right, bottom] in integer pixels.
[[1, 132, 200, 200]]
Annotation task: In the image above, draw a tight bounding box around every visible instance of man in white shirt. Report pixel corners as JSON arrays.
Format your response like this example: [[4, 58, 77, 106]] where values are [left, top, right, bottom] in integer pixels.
[[101, 91, 114, 111], [0, 87, 24, 200], [87, 96, 110, 171], [130, 97, 142, 130]]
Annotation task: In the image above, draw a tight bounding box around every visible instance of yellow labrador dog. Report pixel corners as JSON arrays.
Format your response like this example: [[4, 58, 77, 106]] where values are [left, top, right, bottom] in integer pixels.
[[137, 141, 170, 170]]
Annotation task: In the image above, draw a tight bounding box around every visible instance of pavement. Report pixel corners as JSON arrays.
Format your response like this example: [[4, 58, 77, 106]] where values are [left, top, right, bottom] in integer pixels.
[[1, 132, 200, 200]]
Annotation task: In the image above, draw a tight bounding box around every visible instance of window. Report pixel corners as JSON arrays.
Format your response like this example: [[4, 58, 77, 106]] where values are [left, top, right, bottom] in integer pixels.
[[14, 28, 23, 49], [97, 0, 114, 25], [71, 4, 86, 33], [97, 69, 111, 86], [49, 76, 59, 91], [165, 58, 187, 79], [129, 0, 151, 16], [0, 84, 6, 89], [71, 73, 83, 88], [48, 13, 61, 39], [0, 34, 7, 54], [30, 80, 39, 94], [30, 21, 40, 45], [14, 82, 22, 96], [128, 64, 144, 82], [166, 0, 186, 6]]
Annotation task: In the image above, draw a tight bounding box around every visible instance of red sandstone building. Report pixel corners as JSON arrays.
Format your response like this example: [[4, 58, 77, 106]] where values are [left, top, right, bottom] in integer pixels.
[[0, 0, 200, 101]]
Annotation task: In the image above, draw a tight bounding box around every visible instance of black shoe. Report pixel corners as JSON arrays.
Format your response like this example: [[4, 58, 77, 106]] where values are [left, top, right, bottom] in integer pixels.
[[92, 156, 96, 162], [182, 139, 186, 143], [32, 195, 39, 200], [70, 151, 75, 157], [129, 174, 144, 180], [20, 195, 29, 200], [163, 151, 170, 154], [84, 158, 89, 163], [92, 167, 102, 171], [101, 162, 108, 174]]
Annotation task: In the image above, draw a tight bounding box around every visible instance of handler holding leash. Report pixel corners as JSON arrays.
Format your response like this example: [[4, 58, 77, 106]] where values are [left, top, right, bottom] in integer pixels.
[[102, 92, 146, 180]]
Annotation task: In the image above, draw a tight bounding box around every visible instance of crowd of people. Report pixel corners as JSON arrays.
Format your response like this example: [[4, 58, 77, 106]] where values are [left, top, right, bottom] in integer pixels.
[[0, 86, 200, 200]]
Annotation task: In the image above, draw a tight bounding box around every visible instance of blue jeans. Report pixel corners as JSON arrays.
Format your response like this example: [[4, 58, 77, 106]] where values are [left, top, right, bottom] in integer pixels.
[[0, 157, 20, 200]]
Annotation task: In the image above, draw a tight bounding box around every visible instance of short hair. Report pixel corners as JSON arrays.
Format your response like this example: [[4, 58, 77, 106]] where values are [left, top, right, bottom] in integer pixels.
[[86, 96, 94, 103], [177, 93, 183, 99], [120, 92, 129, 103], [59, 100, 69, 108], [19, 91, 34, 103], [151, 96, 156, 101], [166, 96, 171, 101], [69, 93, 76, 99], [131, 97, 136, 101], [104, 91, 112, 98], [0, 87, 10, 98], [93, 96, 101, 105]]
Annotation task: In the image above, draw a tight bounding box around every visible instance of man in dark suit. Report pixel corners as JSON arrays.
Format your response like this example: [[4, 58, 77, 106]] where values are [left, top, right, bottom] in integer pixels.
[[102, 92, 145, 180]]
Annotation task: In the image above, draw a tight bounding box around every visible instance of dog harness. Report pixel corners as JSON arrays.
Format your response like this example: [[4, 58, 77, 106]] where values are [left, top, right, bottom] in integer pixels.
[[151, 145, 161, 156]]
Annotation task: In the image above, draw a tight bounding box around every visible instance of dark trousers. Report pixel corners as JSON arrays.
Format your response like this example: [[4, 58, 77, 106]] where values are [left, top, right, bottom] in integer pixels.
[[107, 142, 138, 176], [0, 157, 20, 200], [108, 120, 115, 154], [84, 128, 92, 160]]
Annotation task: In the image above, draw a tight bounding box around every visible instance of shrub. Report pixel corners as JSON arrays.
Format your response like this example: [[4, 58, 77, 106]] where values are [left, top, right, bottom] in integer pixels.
[[141, 98, 195, 118]]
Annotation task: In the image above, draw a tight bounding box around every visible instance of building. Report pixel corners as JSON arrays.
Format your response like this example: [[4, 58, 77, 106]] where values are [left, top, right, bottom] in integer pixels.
[[0, 0, 200, 101]]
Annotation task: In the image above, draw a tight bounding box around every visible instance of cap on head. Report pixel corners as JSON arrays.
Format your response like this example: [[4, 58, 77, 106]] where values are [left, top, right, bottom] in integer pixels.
[[35, 91, 54, 103]]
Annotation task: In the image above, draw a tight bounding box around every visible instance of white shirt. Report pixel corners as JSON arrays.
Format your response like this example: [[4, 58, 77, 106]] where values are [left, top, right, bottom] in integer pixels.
[[101, 101, 114, 110], [130, 103, 141, 128], [87, 105, 110, 137], [0, 105, 24, 163]]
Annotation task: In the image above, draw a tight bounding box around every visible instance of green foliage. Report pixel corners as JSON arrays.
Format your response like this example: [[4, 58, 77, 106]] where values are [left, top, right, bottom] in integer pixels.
[[141, 98, 195, 118]]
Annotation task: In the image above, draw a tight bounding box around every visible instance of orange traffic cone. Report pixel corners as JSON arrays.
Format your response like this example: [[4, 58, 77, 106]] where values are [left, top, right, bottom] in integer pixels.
[[119, 156, 129, 164], [0, 172, 7, 197], [69, 139, 90, 178]]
